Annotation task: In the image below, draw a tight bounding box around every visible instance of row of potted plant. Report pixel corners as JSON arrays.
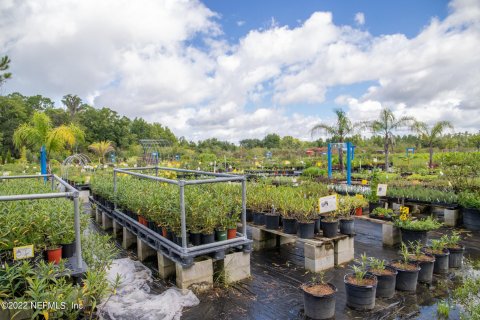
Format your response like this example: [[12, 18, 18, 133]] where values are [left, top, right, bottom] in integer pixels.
[[91, 174, 242, 246], [302, 232, 465, 319], [0, 178, 85, 265], [386, 186, 458, 206]]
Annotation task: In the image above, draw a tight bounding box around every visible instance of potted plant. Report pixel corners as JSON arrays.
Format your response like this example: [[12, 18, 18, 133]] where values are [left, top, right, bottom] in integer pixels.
[[59, 228, 76, 259], [441, 232, 464, 269], [423, 239, 450, 274], [296, 197, 316, 239], [370, 207, 396, 221], [407, 240, 435, 284], [278, 189, 298, 234], [394, 215, 442, 246], [265, 206, 280, 230], [458, 191, 480, 231], [302, 271, 337, 320], [366, 255, 397, 299], [321, 210, 339, 239], [45, 233, 63, 265], [344, 255, 377, 310], [353, 196, 368, 216], [391, 243, 420, 291], [338, 196, 355, 236]]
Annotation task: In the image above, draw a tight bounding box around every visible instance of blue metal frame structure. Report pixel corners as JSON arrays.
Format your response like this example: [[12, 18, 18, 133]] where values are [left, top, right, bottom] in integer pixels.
[[327, 142, 355, 185]]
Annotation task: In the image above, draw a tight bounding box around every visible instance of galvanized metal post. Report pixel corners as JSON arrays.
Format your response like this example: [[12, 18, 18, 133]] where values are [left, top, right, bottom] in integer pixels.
[[73, 195, 83, 267], [242, 178, 247, 238], [113, 170, 117, 209], [51, 174, 55, 191], [327, 143, 332, 179], [155, 166, 158, 176], [179, 180, 187, 250]]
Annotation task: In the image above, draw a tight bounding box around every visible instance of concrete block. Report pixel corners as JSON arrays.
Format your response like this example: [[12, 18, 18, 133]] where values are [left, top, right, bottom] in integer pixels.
[[382, 223, 400, 246], [78, 190, 90, 204], [122, 227, 137, 249], [112, 220, 122, 237], [95, 208, 102, 224], [157, 253, 175, 279], [392, 203, 401, 211], [101, 212, 113, 230], [304, 243, 335, 272], [137, 237, 156, 261], [444, 208, 460, 227], [334, 236, 354, 265], [252, 237, 277, 251], [176, 258, 213, 291], [221, 251, 251, 283]]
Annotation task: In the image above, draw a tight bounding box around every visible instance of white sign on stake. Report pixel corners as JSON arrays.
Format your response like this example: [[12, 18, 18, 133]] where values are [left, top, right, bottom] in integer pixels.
[[13, 245, 34, 260], [377, 184, 388, 197], [319, 194, 338, 214]]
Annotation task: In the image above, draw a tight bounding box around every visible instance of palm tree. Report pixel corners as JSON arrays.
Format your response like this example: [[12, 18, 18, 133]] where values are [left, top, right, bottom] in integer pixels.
[[88, 141, 115, 164], [62, 94, 85, 120], [412, 120, 453, 168], [13, 112, 84, 165], [0, 55, 12, 87], [365, 108, 415, 172], [311, 109, 356, 171]]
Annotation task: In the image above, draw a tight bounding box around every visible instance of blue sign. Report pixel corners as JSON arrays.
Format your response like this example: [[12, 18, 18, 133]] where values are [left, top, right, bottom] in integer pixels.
[[175, 154, 180, 161]]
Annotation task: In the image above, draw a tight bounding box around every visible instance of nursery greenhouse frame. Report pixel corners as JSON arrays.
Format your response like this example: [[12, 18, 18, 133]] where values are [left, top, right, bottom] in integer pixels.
[[0, 174, 85, 274], [110, 166, 252, 265]]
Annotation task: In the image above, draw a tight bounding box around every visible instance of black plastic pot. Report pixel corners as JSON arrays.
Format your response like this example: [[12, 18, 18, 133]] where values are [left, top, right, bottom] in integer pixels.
[[265, 214, 280, 230], [201, 232, 215, 244], [391, 261, 420, 291], [339, 218, 354, 236], [166, 230, 174, 241], [147, 220, 156, 230], [432, 249, 450, 274], [61, 242, 76, 259], [344, 273, 377, 310], [314, 217, 321, 234], [321, 220, 338, 238], [282, 218, 298, 234], [368, 266, 397, 299], [253, 212, 266, 225], [409, 255, 435, 284], [369, 202, 382, 213], [298, 221, 315, 239], [448, 246, 465, 269], [246, 209, 254, 222], [400, 228, 428, 246], [190, 232, 202, 246], [302, 283, 337, 320], [462, 207, 480, 231]]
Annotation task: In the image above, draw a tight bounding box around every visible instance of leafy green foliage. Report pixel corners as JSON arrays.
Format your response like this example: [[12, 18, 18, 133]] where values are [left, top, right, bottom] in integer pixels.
[[394, 215, 442, 231]]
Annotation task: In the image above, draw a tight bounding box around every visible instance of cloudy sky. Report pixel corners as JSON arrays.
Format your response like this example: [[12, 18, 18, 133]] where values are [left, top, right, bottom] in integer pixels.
[[1, 0, 479, 142]]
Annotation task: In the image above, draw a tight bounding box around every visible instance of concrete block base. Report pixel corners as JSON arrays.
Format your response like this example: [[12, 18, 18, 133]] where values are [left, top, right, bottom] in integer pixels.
[[158, 253, 175, 279], [304, 242, 335, 272], [334, 236, 354, 265], [382, 224, 400, 246], [176, 257, 213, 291], [112, 220, 123, 238], [102, 212, 113, 230], [218, 251, 251, 283], [137, 237, 156, 261], [122, 227, 137, 249], [95, 208, 102, 224], [78, 190, 90, 204], [444, 208, 461, 227]]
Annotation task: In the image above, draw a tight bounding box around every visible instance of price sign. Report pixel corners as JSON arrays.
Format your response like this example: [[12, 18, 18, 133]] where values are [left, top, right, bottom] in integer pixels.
[[361, 179, 368, 185], [319, 194, 338, 214], [377, 184, 388, 197], [13, 245, 34, 260]]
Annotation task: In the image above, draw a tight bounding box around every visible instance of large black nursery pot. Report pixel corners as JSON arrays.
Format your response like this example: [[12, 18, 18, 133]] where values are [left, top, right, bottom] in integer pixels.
[[201, 232, 215, 244], [253, 211, 266, 225], [189, 232, 202, 246], [431, 249, 450, 274], [448, 245, 465, 269], [246, 209, 254, 222], [321, 220, 338, 238], [265, 213, 280, 230], [302, 283, 337, 320], [61, 242, 76, 259], [462, 207, 480, 231], [282, 218, 298, 234], [314, 217, 321, 234], [409, 254, 435, 284], [400, 228, 428, 246], [339, 218, 355, 236], [298, 221, 315, 239], [391, 260, 420, 292], [344, 273, 377, 311], [368, 266, 397, 299]]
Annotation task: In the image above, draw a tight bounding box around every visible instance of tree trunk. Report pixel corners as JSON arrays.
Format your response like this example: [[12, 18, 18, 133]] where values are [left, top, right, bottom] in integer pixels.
[[429, 146, 433, 168], [384, 143, 389, 172]]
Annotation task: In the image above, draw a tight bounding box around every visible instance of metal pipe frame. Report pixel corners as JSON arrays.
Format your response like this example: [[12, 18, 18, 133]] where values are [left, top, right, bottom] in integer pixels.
[[0, 174, 84, 269], [112, 166, 248, 254]]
